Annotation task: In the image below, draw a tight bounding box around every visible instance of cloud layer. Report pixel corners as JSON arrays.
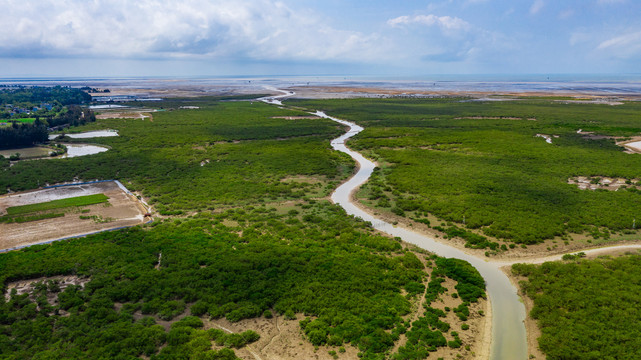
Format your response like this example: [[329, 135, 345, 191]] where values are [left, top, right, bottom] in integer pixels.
[[0, 0, 380, 62], [0, 0, 640, 75]]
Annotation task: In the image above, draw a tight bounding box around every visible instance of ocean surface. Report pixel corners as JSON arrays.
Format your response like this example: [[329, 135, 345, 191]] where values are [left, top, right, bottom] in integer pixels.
[[2, 74, 641, 96]]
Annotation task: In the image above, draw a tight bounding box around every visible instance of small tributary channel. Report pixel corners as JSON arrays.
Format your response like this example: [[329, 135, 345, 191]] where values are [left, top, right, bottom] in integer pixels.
[[316, 110, 528, 360]]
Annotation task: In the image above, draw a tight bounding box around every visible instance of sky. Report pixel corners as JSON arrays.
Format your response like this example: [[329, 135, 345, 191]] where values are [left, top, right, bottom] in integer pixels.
[[0, 0, 640, 77]]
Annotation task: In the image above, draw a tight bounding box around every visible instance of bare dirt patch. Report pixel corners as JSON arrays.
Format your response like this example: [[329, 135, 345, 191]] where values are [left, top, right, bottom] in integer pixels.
[[567, 176, 639, 191], [204, 315, 361, 360], [428, 277, 489, 360], [555, 99, 624, 106], [96, 111, 153, 121], [0, 146, 53, 159], [0, 181, 148, 251], [5, 275, 90, 304], [291, 86, 641, 101]]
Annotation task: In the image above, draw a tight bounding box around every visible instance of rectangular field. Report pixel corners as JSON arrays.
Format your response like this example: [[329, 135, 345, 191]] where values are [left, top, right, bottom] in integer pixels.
[[5, 194, 109, 216], [0, 181, 148, 251], [0, 146, 52, 158]]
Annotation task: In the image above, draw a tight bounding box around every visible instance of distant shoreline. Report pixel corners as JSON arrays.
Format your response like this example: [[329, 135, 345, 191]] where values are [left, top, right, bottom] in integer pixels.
[[2, 76, 641, 100]]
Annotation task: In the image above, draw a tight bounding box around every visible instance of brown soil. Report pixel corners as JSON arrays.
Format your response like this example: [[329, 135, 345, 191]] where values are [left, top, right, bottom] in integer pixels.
[[96, 112, 153, 121], [0, 146, 53, 159], [390, 248, 490, 359], [290, 86, 641, 101], [204, 315, 361, 360], [0, 181, 148, 251], [427, 277, 489, 360], [4, 275, 90, 303], [567, 176, 640, 191]]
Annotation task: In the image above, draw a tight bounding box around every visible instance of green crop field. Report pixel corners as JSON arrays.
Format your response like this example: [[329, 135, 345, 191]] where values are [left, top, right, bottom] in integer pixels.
[[291, 97, 641, 247], [6, 194, 109, 216], [13, 118, 36, 123]]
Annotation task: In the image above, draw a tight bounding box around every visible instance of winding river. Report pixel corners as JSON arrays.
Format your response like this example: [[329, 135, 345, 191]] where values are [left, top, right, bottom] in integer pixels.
[[317, 111, 527, 360], [262, 88, 641, 359], [259, 89, 527, 359]]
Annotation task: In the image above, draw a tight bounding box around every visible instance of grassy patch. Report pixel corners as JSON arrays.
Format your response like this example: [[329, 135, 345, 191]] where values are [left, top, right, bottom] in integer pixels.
[[12, 118, 36, 124], [6, 194, 109, 216], [0, 212, 64, 223]]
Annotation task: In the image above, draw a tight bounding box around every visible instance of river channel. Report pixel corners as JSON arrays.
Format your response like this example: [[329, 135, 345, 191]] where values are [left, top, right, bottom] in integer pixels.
[[317, 110, 528, 360], [260, 88, 528, 359]]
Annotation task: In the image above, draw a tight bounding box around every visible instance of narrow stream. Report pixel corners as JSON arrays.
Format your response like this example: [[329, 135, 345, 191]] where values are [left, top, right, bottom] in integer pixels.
[[316, 110, 528, 360]]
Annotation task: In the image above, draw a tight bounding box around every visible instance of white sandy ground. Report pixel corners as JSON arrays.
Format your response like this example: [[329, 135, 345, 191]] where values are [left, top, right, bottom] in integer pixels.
[[624, 141, 641, 152], [49, 130, 119, 140]]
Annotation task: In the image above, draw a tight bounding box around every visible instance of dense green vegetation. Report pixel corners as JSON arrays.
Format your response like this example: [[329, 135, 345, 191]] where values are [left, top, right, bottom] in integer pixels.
[[291, 97, 641, 245], [394, 256, 485, 359], [1, 203, 484, 359], [6, 194, 109, 216], [0, 86, 91, 108], [0, 86, 96, 149], [0, 95, 487, 359], [513, 255, 641, 359], [1, 107, 96, 150], [1, 202, 414, 359], [0, 120, 48, 149], [1, 101, 349, 213]]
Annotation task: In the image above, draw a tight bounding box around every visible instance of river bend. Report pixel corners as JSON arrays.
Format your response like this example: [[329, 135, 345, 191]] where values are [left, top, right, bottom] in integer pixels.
[[316, 110, 528, 360]]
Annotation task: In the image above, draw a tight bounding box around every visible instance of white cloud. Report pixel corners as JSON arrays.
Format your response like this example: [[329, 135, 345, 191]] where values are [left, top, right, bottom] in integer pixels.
[[558, 9, 575, 20], [386, 12, 514, 66], [0, 0, 383, 63], [387, 14, 471, 33], [570, 31, 592, 46], [530, 0, 545, 15], [597, 30, 641, 58]]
